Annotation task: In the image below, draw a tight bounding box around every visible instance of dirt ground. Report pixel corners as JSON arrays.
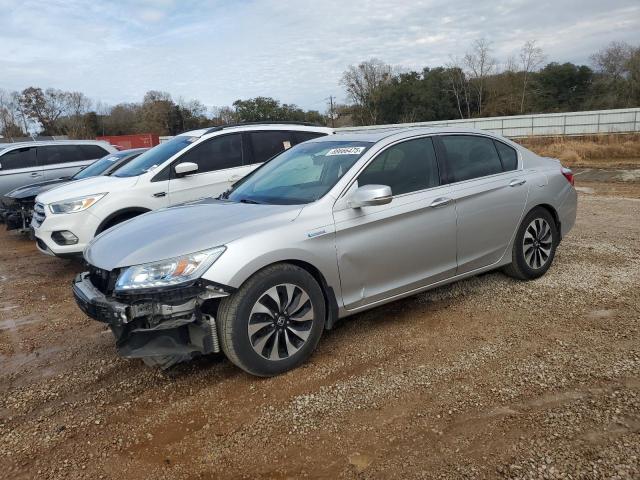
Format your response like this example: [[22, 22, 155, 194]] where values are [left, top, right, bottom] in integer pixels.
[[1, 173, 639, 480]]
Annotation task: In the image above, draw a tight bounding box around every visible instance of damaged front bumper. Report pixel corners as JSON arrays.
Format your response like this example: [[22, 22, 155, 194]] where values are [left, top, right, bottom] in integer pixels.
[[2, 198, 35, 233], [72, 272, 230, 368]]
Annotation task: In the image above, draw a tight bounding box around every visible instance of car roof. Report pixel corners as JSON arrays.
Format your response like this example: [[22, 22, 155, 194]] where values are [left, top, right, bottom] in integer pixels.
[[314, 126, 508, 144], [179, 123, 333, 138], [0, 140, 111, 149]]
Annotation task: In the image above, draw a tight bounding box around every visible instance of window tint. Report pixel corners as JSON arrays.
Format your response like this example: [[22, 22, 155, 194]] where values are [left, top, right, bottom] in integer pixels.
[[178, 134, 243, 173], [293, 131, 327, 144], [249, 131, 295, 164], [38, 145, 84, 165], [494, 141, 518, 171], [439, 135, 503, 182], [78, 145, 109, 160], [0, 147, 37, 170], [358, 137, 439, 196]]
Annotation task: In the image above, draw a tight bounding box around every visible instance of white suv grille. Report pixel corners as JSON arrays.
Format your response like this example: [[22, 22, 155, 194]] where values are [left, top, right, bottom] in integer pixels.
[[33, 202, 46, 227]]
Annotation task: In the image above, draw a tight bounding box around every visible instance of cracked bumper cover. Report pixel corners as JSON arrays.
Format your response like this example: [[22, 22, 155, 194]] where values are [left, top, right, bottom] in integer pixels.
[[72, 272, 229, 362]]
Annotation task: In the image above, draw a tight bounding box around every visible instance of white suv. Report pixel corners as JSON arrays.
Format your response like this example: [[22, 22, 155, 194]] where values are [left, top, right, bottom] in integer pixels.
[[32, 123, 332, 257]]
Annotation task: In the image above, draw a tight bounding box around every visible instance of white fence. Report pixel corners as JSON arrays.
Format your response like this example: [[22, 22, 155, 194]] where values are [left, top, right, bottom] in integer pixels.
[[157, 108, 640, 143], [338, 108, 640, 138]]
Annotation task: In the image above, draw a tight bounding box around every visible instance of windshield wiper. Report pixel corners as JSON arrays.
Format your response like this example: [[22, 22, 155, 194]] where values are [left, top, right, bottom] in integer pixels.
[[238, 198, 262, 204]]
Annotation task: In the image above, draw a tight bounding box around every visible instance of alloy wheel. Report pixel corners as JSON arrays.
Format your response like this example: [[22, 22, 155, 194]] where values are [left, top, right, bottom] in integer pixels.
[[523, 218, 553, 270], [247, 283, 315, 361]]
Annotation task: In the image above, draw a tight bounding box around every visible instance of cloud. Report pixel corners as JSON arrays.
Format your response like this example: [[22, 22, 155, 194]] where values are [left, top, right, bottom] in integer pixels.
[[0, 0, 638, 110]]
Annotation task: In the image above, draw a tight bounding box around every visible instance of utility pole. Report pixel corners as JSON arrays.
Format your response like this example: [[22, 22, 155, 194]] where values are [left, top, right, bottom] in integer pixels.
[[326, 96, 336, 128]]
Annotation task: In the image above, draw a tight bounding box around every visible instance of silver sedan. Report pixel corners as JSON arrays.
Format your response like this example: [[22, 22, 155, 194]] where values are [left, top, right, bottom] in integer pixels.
[[73, 127, 577, 375]]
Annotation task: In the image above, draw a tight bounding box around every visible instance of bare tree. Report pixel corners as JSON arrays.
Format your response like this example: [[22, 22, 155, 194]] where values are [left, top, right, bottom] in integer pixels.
[[464, 39, 496, 115], [445, 57, 472, 119], [0, 89, 26, 137], [18, 87, 71, 134], [519, 40, 546, 113], [341, 59, 393, 125]]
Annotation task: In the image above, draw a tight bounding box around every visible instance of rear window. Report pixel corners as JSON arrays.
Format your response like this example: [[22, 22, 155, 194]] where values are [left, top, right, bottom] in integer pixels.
[[439, 135, 504, 182], [79, 145, 110, 160], [494, 141, 518, 171], [249, 131, 296, 164], [0, 147, 37, 170], [37, 145, 84, 165]]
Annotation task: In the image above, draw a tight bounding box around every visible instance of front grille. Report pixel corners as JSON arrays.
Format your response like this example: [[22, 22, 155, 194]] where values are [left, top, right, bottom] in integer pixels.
[[33, 202, 46, 227], [88, 265, 117, 295]]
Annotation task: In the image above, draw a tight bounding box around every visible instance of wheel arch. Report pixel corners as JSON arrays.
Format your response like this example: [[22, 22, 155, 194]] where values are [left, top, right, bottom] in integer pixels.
[[216, 258, 341, 331], [95, 207, 151, 235], [529, 203, 561, 239]]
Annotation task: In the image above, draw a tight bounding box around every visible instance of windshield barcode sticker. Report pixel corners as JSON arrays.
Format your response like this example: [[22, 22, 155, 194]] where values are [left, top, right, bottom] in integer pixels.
[[326, 147, 366, 156]]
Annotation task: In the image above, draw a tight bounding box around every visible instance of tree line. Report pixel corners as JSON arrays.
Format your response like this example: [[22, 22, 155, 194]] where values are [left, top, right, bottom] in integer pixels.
[[0, 40, 638, 139]]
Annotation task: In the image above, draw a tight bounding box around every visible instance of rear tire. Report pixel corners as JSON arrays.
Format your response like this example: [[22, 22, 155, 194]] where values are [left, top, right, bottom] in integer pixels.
[[217, 264, 325, 377], [504, 207, 558, 280]]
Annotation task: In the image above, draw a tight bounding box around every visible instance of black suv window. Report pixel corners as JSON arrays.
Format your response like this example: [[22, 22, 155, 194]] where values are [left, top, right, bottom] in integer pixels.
[[494, 141, 518, 171], [78, 145, 110, 160], [178, 134, 243, 173], [439, 135, 503, 182], [358, 137, 440, 196], [38, 145, 84, 165], [0, 147, 37, 170], [293, 131, 327, 144], [249, 131, 296, 164]]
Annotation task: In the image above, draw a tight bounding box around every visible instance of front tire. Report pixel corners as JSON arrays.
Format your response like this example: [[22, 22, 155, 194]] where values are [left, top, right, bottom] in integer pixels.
[[504, 207, 559, 280], [217, 264, 325, 377]]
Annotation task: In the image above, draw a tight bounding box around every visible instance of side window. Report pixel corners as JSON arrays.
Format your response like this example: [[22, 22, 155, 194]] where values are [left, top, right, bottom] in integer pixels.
[[494, 141, 518, 171], [293, 131, 327, 145], [358, 137, 440, 196], [79, 145, 109, 160], [0, 147, 37, 170], [249, 131, 295, 164], [38, 145, 84, 165], [439, 135, 503, 182], [178, 134, 243, 173]]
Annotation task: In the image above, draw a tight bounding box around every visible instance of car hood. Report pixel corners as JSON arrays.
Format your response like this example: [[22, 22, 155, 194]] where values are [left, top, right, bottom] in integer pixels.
[[37, 176, 139, 204], [6, 178, 73, 200], [84, 199, 304, 270]]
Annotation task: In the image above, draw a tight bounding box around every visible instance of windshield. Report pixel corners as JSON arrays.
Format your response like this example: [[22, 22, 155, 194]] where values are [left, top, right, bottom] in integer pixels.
[[113, 136, 197, 178], [226, 141, 372, 205], [72, 152, 130, 180]]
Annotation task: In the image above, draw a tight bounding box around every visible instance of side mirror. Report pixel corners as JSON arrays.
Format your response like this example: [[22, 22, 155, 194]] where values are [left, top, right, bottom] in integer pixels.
[[174, 162, 198, 177], [348, 184, 392, 208]]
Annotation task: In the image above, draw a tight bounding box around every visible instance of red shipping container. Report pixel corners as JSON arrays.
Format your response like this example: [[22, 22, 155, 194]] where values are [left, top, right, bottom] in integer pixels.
[[96, 134, 159, 150]]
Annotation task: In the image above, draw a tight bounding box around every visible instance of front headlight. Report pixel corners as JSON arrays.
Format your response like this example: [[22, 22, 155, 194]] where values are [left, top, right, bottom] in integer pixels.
[[49, 193, 106, 214], [115, 246, 226, 292]]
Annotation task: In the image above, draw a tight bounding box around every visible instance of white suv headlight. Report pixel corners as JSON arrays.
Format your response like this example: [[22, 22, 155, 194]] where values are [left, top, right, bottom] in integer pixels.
[[49, 193, 106, 214], [115, 247, 226, 292]]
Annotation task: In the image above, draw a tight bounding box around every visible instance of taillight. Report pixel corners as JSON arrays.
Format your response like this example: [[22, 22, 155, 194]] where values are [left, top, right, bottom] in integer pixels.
[[561, 167, 574, 186]]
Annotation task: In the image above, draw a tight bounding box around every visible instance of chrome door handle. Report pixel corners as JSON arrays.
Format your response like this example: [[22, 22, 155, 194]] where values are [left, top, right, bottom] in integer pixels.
[[509, 179, 526, 187], [153, 192, 166, 198], [430, 197, 452, 208]]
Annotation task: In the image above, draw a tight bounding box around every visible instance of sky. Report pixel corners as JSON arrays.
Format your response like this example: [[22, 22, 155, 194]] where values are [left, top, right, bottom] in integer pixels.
[[1, 0, 639, 112]]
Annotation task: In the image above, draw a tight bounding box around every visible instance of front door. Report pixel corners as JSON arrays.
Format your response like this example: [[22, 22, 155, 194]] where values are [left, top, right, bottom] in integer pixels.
[[168, 133, 253, 205], [333, 137, 457, 310]]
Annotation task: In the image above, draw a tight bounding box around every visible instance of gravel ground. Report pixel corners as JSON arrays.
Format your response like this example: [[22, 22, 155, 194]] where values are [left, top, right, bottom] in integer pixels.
[[0, 175, 638, 479]]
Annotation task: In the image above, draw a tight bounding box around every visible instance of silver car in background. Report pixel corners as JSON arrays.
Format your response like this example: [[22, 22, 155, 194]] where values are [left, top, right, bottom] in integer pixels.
[[73, 127, 577, 375], [0, 140, 116, 197]]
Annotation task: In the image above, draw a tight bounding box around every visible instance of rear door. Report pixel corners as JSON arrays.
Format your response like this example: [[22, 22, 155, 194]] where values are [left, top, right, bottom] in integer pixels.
[[436, 134, 529, 274], [333, 136, 457, 310], [39, 144, 109, 181], [167, 133, 245, 205], [0, 146, 41, 196]]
